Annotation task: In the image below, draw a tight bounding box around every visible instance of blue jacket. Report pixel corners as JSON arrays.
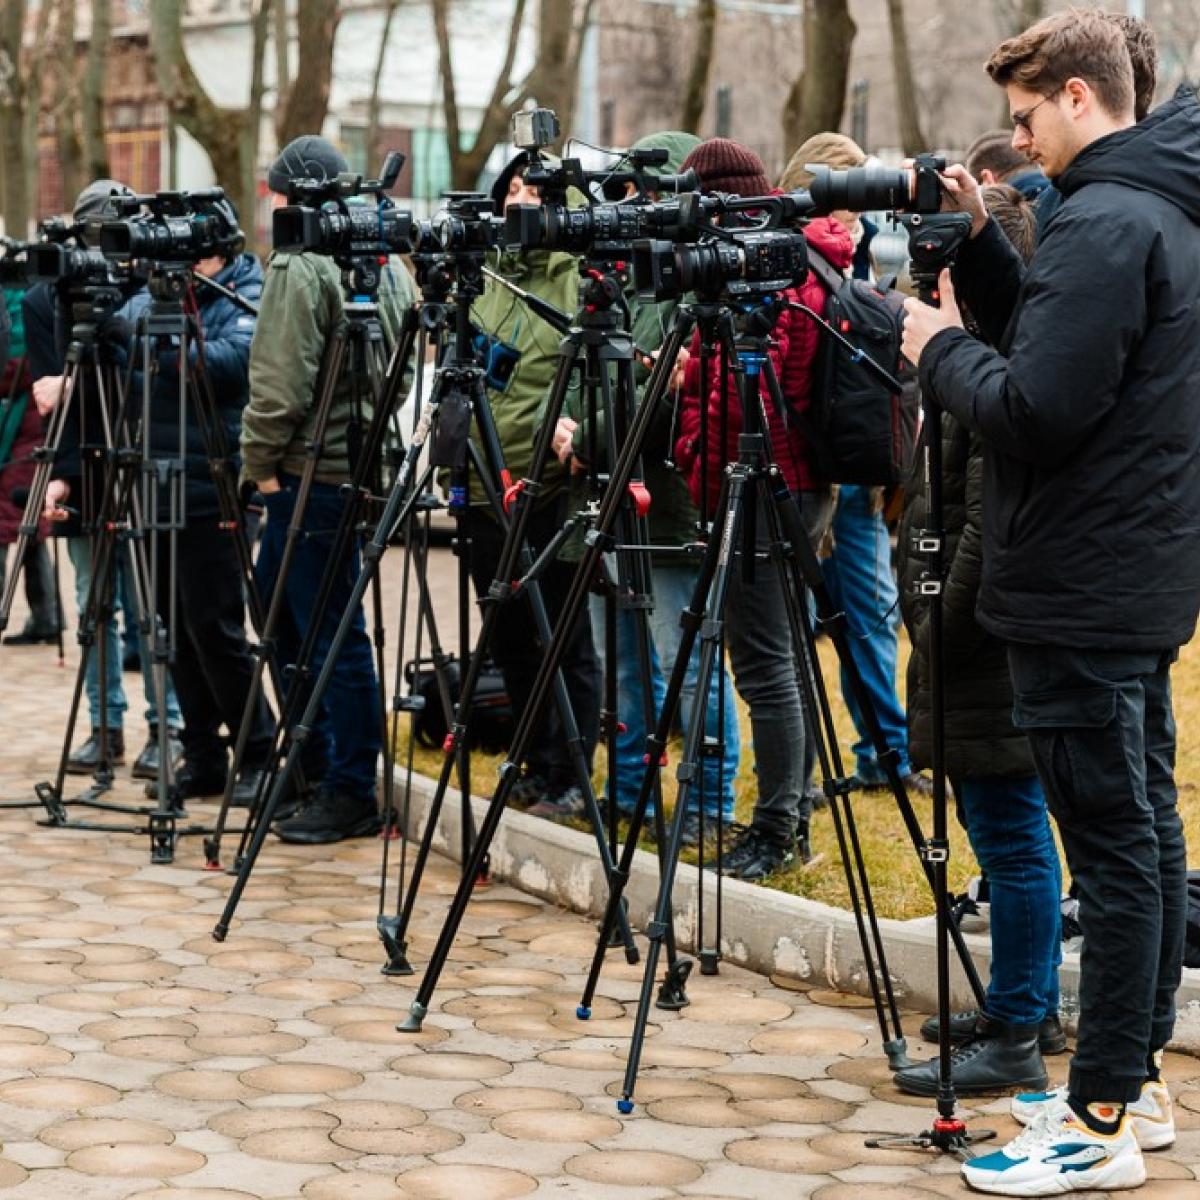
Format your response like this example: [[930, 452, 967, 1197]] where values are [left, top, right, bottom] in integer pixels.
[[121, 253, 262, 519]]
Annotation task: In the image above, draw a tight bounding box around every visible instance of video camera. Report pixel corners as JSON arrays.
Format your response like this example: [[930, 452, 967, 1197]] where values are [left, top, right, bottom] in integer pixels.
[[12, 216, 126, 289], [98, 188, 243, 264], [273, 151, 420, 258], [429, 193, 506, 255], [504, 107, 699, 259]]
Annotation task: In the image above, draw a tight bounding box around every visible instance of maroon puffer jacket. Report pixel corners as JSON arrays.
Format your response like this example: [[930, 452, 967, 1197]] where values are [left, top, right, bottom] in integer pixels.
[[673, 216, 854, 511], [0, 357, 44, 543]]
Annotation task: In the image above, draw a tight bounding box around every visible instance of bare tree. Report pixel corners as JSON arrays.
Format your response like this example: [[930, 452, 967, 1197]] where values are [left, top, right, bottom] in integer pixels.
[[367, 0, 405, 164], [523, 0, 596, 136], [81, 0, 113, 181], [275, 0, 340, 146], [886, 0, 926, 154], [0, 0, 31, 234], [679, 0, 718, 134], [781, 0, 856, 156], [51, 0, 84, 207], [432, 0, 529, 190], [148, 0, 274, 247]]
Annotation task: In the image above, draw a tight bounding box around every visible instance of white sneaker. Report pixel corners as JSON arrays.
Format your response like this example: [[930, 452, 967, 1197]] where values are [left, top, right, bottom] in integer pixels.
[[1013, 1080, 1175, 1150], [963, 1097, 1144, 1196]]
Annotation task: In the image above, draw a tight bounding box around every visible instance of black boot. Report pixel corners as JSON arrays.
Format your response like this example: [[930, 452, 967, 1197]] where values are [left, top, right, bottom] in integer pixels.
[[919, 1008, 1067, 1054], [273, 786, 381, 844], [66, 729, 125, 774], [131, 726, 184, 781], [895, 1013, 1049, 1097]]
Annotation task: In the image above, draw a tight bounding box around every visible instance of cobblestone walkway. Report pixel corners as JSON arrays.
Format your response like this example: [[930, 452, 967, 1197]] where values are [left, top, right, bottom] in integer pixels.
[[2, 571, 1200, 1197]]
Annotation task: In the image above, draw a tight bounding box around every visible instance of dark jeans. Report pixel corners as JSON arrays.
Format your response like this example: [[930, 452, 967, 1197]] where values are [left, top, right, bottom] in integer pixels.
[[1008, 643, 1187, 1104], [952, 774, 1061, 1027], [156, 522, 274, 770], [724, 487, 832, 844], [255, 475, 381, 797], [465, 503, 600, 792]]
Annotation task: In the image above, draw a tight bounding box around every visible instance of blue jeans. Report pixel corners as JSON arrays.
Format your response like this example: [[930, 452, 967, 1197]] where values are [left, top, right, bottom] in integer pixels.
[[68, 536, 181, 730], [820, 485, 911, 781], [254, 475, 381, 797], [955, 774, 1061, 1027], [590, 561, 739, 819]]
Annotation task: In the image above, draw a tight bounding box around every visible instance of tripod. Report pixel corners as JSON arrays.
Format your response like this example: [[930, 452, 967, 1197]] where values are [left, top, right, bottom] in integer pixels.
[[373, 252, 644, 973], [204, 257, 418, 877], [868, 212, 995, 1159]]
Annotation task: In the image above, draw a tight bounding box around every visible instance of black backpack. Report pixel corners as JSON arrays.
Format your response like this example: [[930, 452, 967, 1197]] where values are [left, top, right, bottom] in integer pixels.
[[796, 250, 918, 487], [403, 655, 513, 754]]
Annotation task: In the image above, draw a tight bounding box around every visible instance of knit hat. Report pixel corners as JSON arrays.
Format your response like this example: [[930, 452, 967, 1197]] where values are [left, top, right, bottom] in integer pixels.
[[680, 138, 772, 198], [267, 135, 348, 195], [73, 179, 134, 223], [630, 131, 702, 181]]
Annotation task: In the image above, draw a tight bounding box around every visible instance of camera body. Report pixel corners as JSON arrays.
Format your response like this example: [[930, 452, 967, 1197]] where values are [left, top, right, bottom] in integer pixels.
[[273, 152, 418, 258], [633, 229, 809, 302], [431, 193, 506, 255], [100, 189, 243, 264]]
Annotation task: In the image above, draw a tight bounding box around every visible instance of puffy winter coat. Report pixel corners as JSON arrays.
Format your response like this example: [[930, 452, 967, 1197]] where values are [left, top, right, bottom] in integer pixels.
[[673, 216, 853, 510], [924, 87, 1200, 652], [897, 413, 1035, 780]]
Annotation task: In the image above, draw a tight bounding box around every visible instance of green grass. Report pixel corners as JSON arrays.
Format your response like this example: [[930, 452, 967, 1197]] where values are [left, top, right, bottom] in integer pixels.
[[393, 632, 1200, 920]]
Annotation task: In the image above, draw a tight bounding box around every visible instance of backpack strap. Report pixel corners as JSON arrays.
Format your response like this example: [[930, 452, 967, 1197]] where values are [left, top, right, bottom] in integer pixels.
[[804, 243, 846, 296]]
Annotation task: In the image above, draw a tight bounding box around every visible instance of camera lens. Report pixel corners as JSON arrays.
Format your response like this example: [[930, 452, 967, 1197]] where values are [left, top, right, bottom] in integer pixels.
[[807, 164, 914, 213]]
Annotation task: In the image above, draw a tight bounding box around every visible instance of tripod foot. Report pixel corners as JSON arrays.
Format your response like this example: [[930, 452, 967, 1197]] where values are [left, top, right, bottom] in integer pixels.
[[148, 812, 176, 865], [377, 917, 413, 976], [212, 923, 229, 943], [616, 1099, 634, 1115], [868, 1117, 996, 1162], [225, 856, 244, 877], [699, 949, 720, 976], [576, 1005, 591, 1021], [202, 836, 222, 871], [34, 781, 68, 825], [883, 1036, 913, 1071], [398, 1002, 427, 1033], [655, 956, 693, 1011]]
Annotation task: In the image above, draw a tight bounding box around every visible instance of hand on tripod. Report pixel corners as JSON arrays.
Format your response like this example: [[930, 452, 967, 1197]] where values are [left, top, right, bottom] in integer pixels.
[[901, 269, 964, 365]]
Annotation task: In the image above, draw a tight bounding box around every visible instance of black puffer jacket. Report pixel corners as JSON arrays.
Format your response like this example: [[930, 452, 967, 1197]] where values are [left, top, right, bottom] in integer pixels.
[[898, 414, 1035, 780], [121, 253, 262, 520], [921, 87, 1200, 651]]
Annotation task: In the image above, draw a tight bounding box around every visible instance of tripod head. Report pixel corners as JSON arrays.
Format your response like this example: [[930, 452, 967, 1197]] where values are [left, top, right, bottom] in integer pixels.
[[898, 213, 974, 306]]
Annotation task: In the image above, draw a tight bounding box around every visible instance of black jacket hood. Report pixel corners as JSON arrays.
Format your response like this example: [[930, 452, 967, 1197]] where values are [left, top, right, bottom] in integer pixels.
[[1057, 86, 1200, 223]]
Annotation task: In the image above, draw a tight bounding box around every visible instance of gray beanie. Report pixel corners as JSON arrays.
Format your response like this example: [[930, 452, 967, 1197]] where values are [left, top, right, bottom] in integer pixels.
[[267, 135, 348, 195], [73, 179, 134, 223]]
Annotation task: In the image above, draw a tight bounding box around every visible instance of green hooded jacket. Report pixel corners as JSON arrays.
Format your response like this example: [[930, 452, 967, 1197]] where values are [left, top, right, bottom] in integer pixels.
[[467, 246, 579, 513], [241, 252, 417, 486], [565, 130, 701, 557]]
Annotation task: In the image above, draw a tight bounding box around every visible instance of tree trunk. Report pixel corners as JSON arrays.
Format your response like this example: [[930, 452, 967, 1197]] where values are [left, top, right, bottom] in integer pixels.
[[781, 0, 856, 156], [81, 0, 112, 181], [679, 0, 717, 134], [239, 0, 273, 252], [886, 0, 926, 154], [367, 0, 403, 167], [53, 0, 84, 207], [0, 0, 29, 234], [275, 0, 340, 147], [432, 0, 529, 190], [148, 0, 250, 221], [273, 0, 290, 142]]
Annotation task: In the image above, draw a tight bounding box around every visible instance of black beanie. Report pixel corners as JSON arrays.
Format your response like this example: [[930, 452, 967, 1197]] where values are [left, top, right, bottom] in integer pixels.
[[267, 135, 349, 195], [680, 138, 772, 198], [73, 179, 134, 223]]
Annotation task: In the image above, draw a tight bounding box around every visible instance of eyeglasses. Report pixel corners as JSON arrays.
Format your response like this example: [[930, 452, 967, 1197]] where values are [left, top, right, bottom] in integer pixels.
[[1011, 90, 1062, 133]]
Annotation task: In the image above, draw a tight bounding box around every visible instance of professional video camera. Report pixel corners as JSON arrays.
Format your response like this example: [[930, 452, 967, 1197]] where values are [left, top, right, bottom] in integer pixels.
[[504, 107, 699, 258], [430, 193, 506, 255], [98, 188, 243, 263], [272, 151, 420, 258]]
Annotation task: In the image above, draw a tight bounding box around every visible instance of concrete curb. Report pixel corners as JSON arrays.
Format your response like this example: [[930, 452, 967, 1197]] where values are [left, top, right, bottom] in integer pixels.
[[399, 770, 1200, 1053]]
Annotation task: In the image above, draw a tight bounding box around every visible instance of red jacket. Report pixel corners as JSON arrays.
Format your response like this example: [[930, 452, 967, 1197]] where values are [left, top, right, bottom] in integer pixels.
[[673, 216, 854, 510], [0, 357, 43, 544]]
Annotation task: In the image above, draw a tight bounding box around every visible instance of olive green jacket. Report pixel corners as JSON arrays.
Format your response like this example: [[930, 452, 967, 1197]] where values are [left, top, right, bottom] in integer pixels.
[[241, 252, 417, 486], [467, 247, 578, 513]]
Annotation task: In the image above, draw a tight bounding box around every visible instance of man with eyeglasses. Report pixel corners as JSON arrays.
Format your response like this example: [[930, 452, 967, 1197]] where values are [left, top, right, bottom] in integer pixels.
[[900, 9, 1200, 1197]]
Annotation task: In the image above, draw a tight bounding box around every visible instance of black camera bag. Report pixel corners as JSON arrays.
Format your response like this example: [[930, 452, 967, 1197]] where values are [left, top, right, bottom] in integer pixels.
[[403, 655, 513, 754], [797, 249, 917, 486]]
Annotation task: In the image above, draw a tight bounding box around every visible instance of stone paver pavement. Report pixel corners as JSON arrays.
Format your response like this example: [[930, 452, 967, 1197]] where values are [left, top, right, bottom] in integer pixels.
[[2, 558, 1200, 1198]]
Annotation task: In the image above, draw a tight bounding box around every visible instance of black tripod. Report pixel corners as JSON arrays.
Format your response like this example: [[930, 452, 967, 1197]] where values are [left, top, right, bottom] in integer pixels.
[[204, 257, 418, 878], [867, 211, 995, 1160], [374, 251, 645, 974]]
